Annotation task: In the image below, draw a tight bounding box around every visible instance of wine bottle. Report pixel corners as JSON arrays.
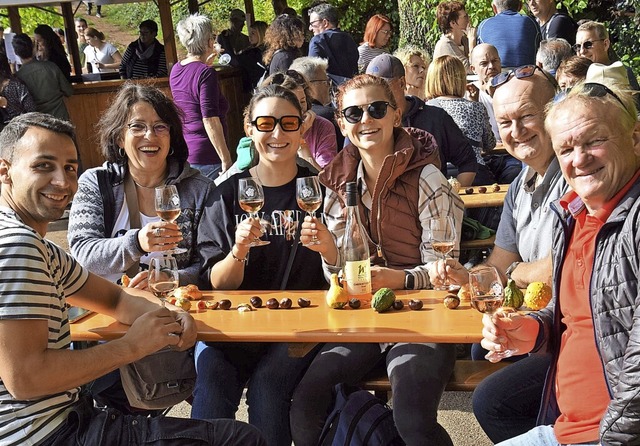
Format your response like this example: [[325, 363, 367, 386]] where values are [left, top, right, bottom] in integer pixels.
[[342, 182, 372, 301]]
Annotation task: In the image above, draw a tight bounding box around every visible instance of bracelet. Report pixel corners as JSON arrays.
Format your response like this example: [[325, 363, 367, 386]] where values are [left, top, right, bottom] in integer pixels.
[[231, 250, 247, 263]]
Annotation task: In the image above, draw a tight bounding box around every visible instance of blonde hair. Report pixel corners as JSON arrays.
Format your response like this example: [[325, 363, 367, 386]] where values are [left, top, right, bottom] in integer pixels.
[[425, 55, 466, 99]]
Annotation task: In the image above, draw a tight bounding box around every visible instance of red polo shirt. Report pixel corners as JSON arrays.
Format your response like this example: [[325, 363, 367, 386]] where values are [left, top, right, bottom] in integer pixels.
[[554, 169, 640, 443]]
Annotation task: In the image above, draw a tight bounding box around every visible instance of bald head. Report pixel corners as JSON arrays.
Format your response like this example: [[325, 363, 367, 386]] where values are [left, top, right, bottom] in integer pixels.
[[492, 71, 557, 174], [470, 44, 501, 85]]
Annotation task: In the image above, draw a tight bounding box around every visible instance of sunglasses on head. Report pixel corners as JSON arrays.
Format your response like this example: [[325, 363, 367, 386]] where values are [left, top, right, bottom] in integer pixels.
[[491, 65, 558, 90], [583, 82, 628, 109], [251, 115, 302, 132], [271, 70, 307, 86], [340, 101, 394, 124], [572, 39, 604, 53]]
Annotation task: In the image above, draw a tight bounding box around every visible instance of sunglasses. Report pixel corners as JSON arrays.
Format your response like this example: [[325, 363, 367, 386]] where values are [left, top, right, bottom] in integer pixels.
[[572, 39, 604, 53], [584, 82, 628, 110], [340, 101, 394, 124], [491, 65, 558, 90], [251, 115, 302, 132]]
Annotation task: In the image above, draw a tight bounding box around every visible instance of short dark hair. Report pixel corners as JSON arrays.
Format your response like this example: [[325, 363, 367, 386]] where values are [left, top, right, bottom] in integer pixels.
[[12, 33, 33, 60], [139, 19, 158, 34], [98, 83, 188, 164], [0, 112, 75, 162], [309, 3, 338, 26]]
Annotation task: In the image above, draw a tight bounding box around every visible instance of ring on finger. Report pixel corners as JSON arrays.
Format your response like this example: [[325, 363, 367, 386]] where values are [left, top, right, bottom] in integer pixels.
[[154, 228, 162, 237]]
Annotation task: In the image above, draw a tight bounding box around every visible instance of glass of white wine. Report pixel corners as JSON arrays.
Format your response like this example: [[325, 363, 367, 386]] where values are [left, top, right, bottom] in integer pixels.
[[238, 177, 270, 247], [427, 216, 457, 291], [469, 266, 519, 362], [296, 176, 322, 246], [155, 185, 186, 255], [148, 256, 179, 307]]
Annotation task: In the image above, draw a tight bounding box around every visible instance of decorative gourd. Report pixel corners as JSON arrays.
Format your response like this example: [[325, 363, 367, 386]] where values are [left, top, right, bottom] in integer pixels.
[[372, 288, 396, 312], [504, 279, 524, 309], [326, 274, 349, 309], [524, 282, 552, 310]]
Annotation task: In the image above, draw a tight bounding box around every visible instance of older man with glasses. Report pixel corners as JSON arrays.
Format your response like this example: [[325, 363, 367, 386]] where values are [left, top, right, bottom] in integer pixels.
[[574, 21, 640, 91], [483, 79, 640, 446], [307, 3, 359, 79]]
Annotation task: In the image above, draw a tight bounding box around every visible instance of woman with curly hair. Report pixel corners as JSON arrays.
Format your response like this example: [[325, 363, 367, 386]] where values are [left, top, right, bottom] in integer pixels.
[[34, 24, 72, 81], [433, 1, 474, 73], [394, 45, 431, 100], [263, 14, 305, 75], [358, 14, 393, 72]]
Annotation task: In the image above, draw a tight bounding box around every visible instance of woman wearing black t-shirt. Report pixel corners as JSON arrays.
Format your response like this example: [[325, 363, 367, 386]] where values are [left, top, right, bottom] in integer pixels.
[[194, 85, 326, 446]]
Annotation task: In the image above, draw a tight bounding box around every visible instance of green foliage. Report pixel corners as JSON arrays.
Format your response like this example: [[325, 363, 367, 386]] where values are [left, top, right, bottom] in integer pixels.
[[607, 0, 640, 79], [1, 7, 64, 33]]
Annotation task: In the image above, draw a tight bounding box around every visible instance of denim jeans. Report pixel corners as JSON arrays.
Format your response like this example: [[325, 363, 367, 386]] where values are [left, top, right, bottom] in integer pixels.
[[473, 354, 551, 443], [192, 341, 319, 446], [496, 425, 599, 446], [191, 163, 222, 180], [40, 393, 266, 446], [290, 342, 456, 446]]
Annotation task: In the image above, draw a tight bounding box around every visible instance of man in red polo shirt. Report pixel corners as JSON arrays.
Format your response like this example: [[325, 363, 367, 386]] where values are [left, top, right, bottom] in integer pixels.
[[481, 79, 640, 445]]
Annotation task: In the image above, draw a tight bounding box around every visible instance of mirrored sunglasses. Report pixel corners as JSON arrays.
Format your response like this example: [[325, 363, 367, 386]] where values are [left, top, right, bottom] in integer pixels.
[[340, 101, 394, 124], [251, 115, 302, 132], [491, 64, 558, 90]]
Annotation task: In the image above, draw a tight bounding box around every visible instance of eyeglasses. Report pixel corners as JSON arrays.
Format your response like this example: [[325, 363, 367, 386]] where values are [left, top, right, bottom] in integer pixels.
[[379, 29, 392, 36], [572, 39, 604, 53], [583, 82, 628, 110], [309, 19, 323, 27], [310, 79, 331, 85], [251, 115, 303, 132], [340, 101, 395, 124], [128, 122, 171, 137], [491, 64, 557, 90]]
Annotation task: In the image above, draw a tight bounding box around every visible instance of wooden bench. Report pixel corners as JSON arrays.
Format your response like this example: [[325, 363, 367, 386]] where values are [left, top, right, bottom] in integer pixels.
[[460, 234, 496, 251], [358, 359, 508, 400]]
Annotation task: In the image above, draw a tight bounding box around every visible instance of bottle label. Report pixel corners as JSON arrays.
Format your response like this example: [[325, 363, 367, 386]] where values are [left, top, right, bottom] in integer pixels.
[[344, 260, 372, 298]]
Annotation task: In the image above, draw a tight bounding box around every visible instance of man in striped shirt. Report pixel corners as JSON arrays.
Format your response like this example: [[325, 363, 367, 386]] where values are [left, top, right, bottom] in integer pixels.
[[0, 113, 264, 446]]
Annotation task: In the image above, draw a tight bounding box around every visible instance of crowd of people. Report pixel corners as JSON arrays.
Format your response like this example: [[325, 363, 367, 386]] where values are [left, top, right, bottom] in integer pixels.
[[0, 1, 639, 445]]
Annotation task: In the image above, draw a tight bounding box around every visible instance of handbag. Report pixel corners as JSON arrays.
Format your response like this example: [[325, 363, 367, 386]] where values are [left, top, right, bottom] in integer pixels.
[[118, 173, 196, 410], [120, 347, 196, 410]]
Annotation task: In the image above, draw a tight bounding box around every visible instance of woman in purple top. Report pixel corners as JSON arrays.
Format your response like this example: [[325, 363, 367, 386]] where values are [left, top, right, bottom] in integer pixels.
[[171, 14, 231, 179]]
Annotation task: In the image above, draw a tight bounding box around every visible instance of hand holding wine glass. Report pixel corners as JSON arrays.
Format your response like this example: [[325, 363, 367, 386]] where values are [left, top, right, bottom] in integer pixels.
[[238, 177, 270, 247], [155, 185, 186, 255], [427, 216, 457, 291], [296, 176, 322, 246], [148, 256, 179, 307], [469, 266, 519, 362]]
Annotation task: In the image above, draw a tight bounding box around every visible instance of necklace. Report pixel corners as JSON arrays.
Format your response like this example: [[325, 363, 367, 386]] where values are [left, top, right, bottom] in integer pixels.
[[132, 178, 165, 189]]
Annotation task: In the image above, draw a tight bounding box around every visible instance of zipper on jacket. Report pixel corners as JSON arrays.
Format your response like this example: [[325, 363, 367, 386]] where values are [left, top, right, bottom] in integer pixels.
[[373, 156, 399, 267]]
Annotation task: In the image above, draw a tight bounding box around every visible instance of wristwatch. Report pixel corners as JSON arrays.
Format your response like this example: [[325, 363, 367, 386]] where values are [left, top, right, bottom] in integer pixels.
[[404, 270, 415, 290], [505, 261, 521, 280]]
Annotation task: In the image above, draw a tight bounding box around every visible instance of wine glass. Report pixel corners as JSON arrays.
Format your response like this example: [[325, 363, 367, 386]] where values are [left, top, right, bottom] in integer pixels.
[[296, 176, 322, 246], [469, 266, 519, 362], [238, 177, 270, 247], [155, 185, 186, 255], [148, 256, 179, 307], [427, 216, 457, 291]]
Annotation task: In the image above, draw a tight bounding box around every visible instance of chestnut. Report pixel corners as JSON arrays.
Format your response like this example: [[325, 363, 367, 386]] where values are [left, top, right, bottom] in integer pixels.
[[392, 300, 404, 310], [218, 299, 232, 310], [280, 297, 293, 309], [348, 298, 361, 309], [265, 298, 279, 309], [491, 183, 501, 192], [205, 301, 219, 310], [478, 186, 487, 194], [444, 294, 461, 309], [465, 187, 474, 194], [408, 299, 424, 310], [250, 296, 263, 308], [297, 297, 311, 308]]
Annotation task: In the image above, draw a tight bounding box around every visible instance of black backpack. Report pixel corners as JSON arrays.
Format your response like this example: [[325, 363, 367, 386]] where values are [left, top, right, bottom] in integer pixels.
[[318, 383, 405, 446]]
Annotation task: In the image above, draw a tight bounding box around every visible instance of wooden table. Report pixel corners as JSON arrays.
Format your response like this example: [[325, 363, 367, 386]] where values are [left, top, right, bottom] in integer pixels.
[[460, 184, 509, 209], [71, 290, 484, 345]]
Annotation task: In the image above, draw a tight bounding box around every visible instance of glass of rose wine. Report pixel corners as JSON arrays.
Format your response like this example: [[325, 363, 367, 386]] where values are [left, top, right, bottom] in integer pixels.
[[296, 176, 322, 246], [148, 256, 179, 307], [238, 177, 270, 247], [427, 216, 457, 291], [469, 266, 519, 362], [155, 185, 186, 255]]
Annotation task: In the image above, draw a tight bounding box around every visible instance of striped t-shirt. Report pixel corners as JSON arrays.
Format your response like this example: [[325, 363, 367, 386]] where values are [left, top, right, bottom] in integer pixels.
[[0, 207, 88, 446]]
